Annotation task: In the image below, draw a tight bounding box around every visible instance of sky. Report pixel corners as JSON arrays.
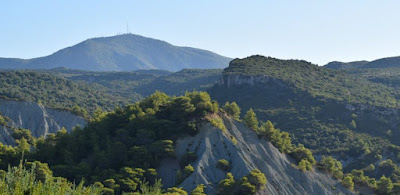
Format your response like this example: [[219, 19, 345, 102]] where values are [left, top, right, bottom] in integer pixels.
[[1, 0, 400, 65]]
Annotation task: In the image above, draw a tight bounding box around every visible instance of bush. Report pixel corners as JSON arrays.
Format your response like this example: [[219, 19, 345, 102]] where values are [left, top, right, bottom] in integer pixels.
[[298, 159, 312, 172], [180, 152, 197, 168], [290, 146, 316, 165], [243, 108, 258, 130], [217, 170, 267, 195], [318, 156, 343, 180], [247, 169, 267, 190], [0, 163, 102, 194], [209, 116, 227, 133], [217, 159, 230, 172], [376, 176, 393, 195], [191, 184, 206, 195], [342, 176, 354, 191], [223, 102, 241, 121], [176, 165, 195, 185], [0, 115, 5, 126]]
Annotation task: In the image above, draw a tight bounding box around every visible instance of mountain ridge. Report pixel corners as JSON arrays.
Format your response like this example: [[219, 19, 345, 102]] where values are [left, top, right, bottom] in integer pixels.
[[324, 56, 400, 69], [0, 34, 231, 72]]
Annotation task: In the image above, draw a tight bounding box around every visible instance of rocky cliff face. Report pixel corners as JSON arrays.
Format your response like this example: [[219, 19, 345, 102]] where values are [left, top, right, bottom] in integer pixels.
[[0, 99, 86, 145], [158, 115, 352, 195]]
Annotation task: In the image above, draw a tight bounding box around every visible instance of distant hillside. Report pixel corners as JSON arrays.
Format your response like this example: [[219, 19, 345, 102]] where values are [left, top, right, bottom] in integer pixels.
[[0, 71, 130, 115], [0, 34, 231, 71], [363, 56, 400, 68], [324, 61, 369, 69], [324, 56, 400, 69], [40, 68, 222, 100]]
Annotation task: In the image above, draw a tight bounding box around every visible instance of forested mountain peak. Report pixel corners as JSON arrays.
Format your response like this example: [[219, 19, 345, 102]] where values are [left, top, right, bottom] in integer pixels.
[[225, 55, 315, 76]]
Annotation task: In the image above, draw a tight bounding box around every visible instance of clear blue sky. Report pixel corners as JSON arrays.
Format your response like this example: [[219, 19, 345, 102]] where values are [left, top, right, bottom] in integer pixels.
[[1, 0, 400, 65]]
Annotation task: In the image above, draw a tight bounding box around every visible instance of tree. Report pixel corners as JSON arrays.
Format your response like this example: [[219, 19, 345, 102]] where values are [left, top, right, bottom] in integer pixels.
[[16, 137, 30, 155], [378, 159, 397, 177], [392, 183, 400, 195], [191, 184, 206, 195], [342, 176, 354, 191], [376, 176, 393, 195], [71, 105, 89, 118], [290, 146, 316, 165], [243, 108, 258, 130], [217, 159, 230, 172], [238, 177, 256, 194], [350, 120, 357, 129], [0, 115, 5, 125], [223, 102, 241, 121], [261, 120, 277, 138], [217, 173, 236, 194], [247, 169, 267, 190], [166, 187, 188, 195], [298, 159, 312, 172], [319, 156, 343, 179]]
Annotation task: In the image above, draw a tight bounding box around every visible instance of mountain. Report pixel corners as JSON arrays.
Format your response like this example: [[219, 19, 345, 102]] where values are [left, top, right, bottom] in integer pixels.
[[324, 56, 400, 69], [324, 61, 369, 69], [363, 56, 400, 68], [0, 34, 231, 72]]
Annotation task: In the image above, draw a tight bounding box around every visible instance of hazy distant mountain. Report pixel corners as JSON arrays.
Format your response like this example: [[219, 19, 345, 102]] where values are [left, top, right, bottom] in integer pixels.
[[0, 34, 231, 71], [324, 60, 369, 69], [362, 56, 400, 68], [324, 56, 400, 69]]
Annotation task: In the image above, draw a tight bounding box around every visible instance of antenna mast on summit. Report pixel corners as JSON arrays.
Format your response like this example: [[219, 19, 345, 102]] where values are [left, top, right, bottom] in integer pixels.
[[126, 22, 129, 34]]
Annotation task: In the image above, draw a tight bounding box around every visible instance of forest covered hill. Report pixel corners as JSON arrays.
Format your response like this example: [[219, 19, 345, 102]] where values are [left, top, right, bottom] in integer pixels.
[[208, 55, 400, 194]]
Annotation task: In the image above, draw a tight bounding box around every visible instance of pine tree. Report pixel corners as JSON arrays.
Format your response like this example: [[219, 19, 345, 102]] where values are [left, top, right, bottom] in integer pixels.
[[223, 102, 241, 121], [342, 176, 354, 191], [377, 176, 393, 194], [243, 108, 258, 130]]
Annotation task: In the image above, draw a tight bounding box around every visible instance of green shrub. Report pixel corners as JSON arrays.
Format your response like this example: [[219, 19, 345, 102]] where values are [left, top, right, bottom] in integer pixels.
[[247, 169, 267, 190], [298, 159, 312, 172], [0, 163, 102, 194], [180, 152, 197, 168], [223, 102, 241, 121], [217, 159, 230, 172], [318, 156, 343, 180], [190, 184, 206, 195], [209, 116, 227, 133], [342, 176, 354, 191], [176, 165, 195, 185], [243, 108, 258, 130]]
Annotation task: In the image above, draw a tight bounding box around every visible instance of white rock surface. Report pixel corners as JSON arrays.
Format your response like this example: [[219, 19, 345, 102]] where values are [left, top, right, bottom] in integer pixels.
[[0, 99, 86, 145], [159, 114, 353, 195]]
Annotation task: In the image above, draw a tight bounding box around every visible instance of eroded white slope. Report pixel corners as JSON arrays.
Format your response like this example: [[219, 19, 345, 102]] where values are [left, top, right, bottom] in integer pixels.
[[159, 114, 352, 195], [0, 99, 86, 145]]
